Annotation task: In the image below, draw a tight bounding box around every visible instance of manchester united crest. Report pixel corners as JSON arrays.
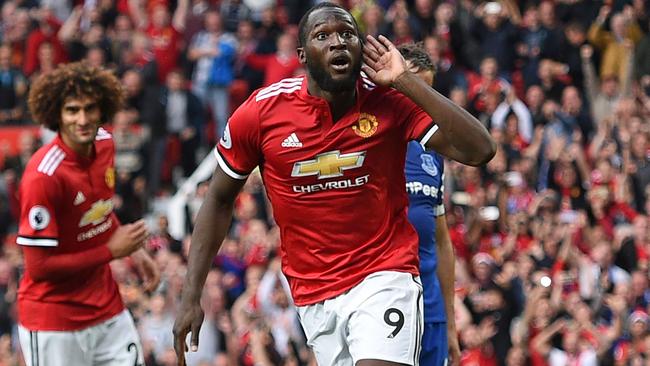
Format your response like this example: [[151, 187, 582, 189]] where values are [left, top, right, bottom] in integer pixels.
[[353, 113, 379, 138], [105, 167, 115, 189]]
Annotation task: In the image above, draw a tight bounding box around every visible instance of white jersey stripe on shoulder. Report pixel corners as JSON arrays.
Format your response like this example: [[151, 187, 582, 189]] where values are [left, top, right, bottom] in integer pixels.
[[419, 124, 439, 147], [39, 148, 64, 176], [257, 79, 303, 98], [16, 237, 58, 247], [256, 85, 302, 101], [257, 77, 303, 94], [45, 150, 65, 176], [258, 78, 303, 93], [37, 146, 61, 174], [213, 148, 248, 180]]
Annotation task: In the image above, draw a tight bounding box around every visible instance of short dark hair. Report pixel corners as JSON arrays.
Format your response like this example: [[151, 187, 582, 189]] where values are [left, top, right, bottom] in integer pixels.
[[397, 42, 435, 73], [28, 62, 124, 131], [298, 2, 359, 47]]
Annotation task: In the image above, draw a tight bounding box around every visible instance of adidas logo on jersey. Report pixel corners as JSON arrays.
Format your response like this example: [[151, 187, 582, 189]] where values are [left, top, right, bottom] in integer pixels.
[[74, 191, 86, 206], [281, 133, 303, 148]]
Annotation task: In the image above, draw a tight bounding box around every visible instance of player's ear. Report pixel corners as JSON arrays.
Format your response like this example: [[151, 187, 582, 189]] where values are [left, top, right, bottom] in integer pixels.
[[297, 47, 306, 64]]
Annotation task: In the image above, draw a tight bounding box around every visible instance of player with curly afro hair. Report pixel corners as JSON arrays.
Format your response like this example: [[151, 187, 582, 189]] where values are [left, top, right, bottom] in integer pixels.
[[28, 62, 124, 131], [17, 61, 157, 366]]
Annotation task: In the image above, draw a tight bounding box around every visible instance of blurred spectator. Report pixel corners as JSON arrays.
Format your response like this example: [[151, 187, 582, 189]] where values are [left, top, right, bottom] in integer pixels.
[[518, 4, 559, 87], [121, 68, 166, 195], [117, 32, 159, 85], [1, 130, 37, 179], [233, 19, 263, 93], [588, 5, 642, 82], [254, 6, 283, 54], [113, 109, 146, 177], [28, 41, 57, 82], [183, 0, 210, 44], [244, 31, 301, 86], [535, 58, 570, 103], [220, 0, 252, 34], [407, 0, 435, 41], [140, 293, 175, 362], [559, 22, 589, 90], [135, 0, 189, 83], [627, 132, 650, 213], [159, 70, 204, 183], [188, 9, 237, 139], [423, 35, 464, 97], [22, 8, 66, 77], [256, 258, 303, 357], [0, 44, 26, 125], [581, 44, 630, 126], [58, 7, 112, 63], [491, 87, 534, 145], [467, 57, 511, 114], [471, 1, 519, 72], [353, 1, 386, 38]]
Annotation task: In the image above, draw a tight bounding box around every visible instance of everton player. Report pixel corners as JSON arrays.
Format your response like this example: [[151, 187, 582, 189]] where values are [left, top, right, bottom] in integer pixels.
[[399, 43, 461, 366], [17, 62, 159, 366], [174, 3, 495, 366]]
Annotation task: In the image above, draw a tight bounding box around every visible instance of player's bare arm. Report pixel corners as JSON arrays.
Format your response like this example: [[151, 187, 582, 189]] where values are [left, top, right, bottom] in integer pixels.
[[362, 35, 496, 166], [21, 218, 148, 283], [173, 167, 247, 366], [435, 216, 461, 366]]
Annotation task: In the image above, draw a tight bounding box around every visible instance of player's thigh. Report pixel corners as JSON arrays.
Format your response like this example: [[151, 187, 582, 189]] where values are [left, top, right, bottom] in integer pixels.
[[93, 310, 144, 366], [18, 325, 91, 366], [347, 271, 424, 366], [420, 322, 449, 366], [297, 302, 354, 366]]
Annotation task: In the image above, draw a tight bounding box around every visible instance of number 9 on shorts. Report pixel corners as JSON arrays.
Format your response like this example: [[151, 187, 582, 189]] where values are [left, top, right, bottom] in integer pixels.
[[297, 271, 424, 366]]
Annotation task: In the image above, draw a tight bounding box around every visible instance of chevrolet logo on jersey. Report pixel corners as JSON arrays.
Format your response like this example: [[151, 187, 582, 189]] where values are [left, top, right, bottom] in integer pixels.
[[79, 199, 114, 227], [291, 150, 366, 179]]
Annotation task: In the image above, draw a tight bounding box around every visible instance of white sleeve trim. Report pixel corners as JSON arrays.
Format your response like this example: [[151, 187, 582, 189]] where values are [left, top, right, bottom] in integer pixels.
[[434, 204, 446, 216], [419, 124, 439, 147], [214, 148, 249, 180], [17, 237, 58, 247]]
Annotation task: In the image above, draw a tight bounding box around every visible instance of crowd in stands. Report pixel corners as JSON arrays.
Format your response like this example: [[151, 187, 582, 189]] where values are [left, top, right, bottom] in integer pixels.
[[1, 0, 650, 365]]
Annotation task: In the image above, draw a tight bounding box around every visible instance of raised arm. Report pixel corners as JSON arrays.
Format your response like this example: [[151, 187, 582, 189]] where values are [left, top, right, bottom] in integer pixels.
[[172, 0, 189, 32], [173, 167, 247, 366], [362, 35, 496, 166]]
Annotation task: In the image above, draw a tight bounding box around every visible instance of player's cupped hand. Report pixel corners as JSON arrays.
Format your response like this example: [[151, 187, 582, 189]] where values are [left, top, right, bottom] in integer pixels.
[[107, 219, 149, 258], [361, 35, 408, 87], [173, 300, 205, 366]]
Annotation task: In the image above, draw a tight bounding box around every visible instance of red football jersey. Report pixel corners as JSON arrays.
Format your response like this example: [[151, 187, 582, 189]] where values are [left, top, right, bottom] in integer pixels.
[[216, 76, 437, 305], [17, 128, 123, 330]]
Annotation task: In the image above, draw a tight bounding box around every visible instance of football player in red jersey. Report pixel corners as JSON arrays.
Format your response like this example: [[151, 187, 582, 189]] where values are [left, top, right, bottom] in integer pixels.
[[174, 3, 495, 366], [17, 62, 159, 366]]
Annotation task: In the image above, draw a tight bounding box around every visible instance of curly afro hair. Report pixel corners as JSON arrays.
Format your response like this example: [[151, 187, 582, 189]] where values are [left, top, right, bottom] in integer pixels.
[[397, 42, 435, 74], [28, 62, 124, 131]]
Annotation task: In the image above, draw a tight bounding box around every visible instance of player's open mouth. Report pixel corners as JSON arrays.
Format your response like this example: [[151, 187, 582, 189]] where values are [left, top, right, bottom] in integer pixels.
[[330, 54, 351, 72]]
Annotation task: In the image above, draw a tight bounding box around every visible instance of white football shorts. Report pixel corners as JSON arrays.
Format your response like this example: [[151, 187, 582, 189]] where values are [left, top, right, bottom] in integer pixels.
[[18, 309, 144, 366], [297, 270, 424, 366]]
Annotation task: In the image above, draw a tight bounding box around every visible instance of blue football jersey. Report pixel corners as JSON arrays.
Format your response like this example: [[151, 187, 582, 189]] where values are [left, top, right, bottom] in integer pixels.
[[405, 141, 446, 323]]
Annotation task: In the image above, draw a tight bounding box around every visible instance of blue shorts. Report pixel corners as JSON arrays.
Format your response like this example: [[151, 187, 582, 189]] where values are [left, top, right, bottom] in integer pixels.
[[420, 321, 448, 366]]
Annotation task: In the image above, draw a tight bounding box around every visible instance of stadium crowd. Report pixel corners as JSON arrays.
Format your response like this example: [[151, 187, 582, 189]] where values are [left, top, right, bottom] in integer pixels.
[[1, 0, 650, 365]]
